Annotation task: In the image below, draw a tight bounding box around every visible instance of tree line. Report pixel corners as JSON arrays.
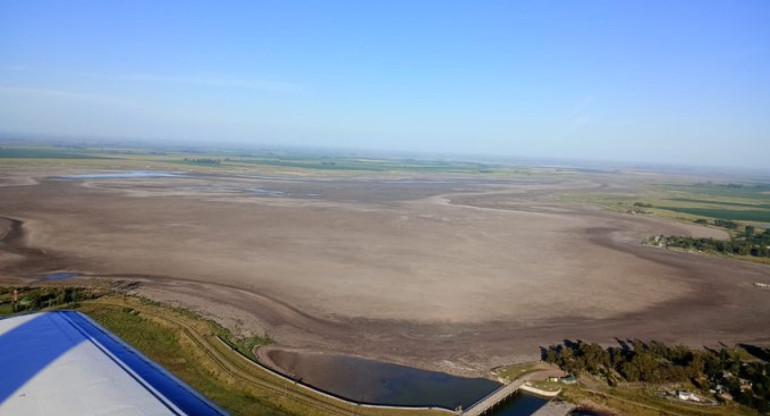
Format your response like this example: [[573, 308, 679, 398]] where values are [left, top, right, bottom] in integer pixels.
[[653, 225, 770, 258], [696, 218, 740, 230], [183, 157, 223, 165], [1, 286, 102, 313], [543, 340, 770, 412]]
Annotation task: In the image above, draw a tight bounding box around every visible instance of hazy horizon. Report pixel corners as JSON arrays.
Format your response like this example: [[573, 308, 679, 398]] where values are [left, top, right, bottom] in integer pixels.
[[2, 1, 769, 170]]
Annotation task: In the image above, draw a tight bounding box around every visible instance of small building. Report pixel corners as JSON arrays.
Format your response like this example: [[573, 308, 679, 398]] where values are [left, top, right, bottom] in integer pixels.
[[547, 376, 559, 383], [739, 378, 753, 390], [677, 390, 700, 402]]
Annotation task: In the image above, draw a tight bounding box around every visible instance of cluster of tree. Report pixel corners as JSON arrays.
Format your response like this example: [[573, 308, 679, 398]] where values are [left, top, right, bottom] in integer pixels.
[[183, 157, 222, 165], [694, 218, 740, 229], [0, 286, 101, 313], [633, 202, 653, 208], [543, 340, 770, 412], [692, 182, 770, 191], [658, 226, 770, 258]]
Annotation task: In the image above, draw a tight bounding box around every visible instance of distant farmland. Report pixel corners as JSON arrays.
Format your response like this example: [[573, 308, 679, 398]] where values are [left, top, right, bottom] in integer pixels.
[[666, 198, 770, 209], [0, 147, 110, 159], [657, 206, 770, 223]]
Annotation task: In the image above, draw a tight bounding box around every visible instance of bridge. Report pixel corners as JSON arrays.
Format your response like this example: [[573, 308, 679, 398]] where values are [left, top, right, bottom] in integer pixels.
[[461, 379, 525, 416]]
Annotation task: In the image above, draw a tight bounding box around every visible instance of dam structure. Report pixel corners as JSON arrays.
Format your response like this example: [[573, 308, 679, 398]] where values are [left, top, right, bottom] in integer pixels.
[[461, 379, 526, 415]]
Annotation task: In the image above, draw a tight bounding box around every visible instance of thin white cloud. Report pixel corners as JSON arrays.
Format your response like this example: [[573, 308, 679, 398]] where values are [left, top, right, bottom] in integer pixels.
[[0, 65, 30, 71], [0, 66, 301, 93], [571, 113, 594, 127], [0, 86, 139, 108], [121, 74, 301, 93], [572, 96, 594, 113]]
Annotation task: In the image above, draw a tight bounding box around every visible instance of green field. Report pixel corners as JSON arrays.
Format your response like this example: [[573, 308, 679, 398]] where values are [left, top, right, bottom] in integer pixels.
[[0, 147, 111, 159], [654, 183, 770, 224], [666, 198, 770, 209], [662, 183, 770, 201], [656, 206, 770, 223]]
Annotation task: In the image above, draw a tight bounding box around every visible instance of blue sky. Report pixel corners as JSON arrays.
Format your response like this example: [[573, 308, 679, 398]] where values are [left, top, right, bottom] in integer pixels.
[[1, 1, 768, 168]]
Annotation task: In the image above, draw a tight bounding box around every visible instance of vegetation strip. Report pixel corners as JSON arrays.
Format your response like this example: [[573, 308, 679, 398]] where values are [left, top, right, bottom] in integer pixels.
[[544, 340, 770, 414], [649, 225, 770, 259]]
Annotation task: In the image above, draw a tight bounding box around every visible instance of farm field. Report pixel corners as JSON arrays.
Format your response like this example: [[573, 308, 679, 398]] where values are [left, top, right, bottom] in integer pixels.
[[655, 206, 770, 223]]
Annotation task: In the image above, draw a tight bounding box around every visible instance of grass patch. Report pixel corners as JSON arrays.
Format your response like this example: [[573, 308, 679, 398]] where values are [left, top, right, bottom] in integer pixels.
[[492, 362, 547, 383], [220, 333, 272, 359], [0, 302, 14, 317], [656, 206, 770, 223], [561, 385, 755, 416], [527, 380, 562, 392]]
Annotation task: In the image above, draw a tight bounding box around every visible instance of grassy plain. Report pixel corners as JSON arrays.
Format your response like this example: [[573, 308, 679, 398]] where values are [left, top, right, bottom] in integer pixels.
[[655, 206, 770, 223], [563, 181, 770, 228], [562, 385, 757, 416]]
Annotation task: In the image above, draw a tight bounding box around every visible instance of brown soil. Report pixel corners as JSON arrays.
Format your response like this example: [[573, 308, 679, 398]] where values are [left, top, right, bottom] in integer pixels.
[[1, 169, 768, 376]]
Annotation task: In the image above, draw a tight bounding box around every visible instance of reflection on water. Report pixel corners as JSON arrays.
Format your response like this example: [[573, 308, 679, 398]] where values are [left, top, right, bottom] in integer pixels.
[[269, 350, 498, 409], [485, 393, 548, 415], [267, 350, 548, 412]]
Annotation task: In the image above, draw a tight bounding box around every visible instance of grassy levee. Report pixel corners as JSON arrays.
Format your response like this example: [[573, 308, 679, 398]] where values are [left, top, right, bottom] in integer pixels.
[[75, 295, 447, 416], [561, 385, 758, 416]]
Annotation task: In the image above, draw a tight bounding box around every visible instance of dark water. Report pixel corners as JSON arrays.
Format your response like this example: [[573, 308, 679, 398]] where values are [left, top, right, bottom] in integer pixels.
[[56, 171, 181, 180], [268, 350, 547, 412], [485, 393, 549, 415]]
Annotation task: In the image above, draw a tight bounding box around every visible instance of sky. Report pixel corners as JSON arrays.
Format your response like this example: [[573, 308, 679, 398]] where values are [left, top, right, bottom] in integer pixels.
[[1, 1, 768, 168]]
